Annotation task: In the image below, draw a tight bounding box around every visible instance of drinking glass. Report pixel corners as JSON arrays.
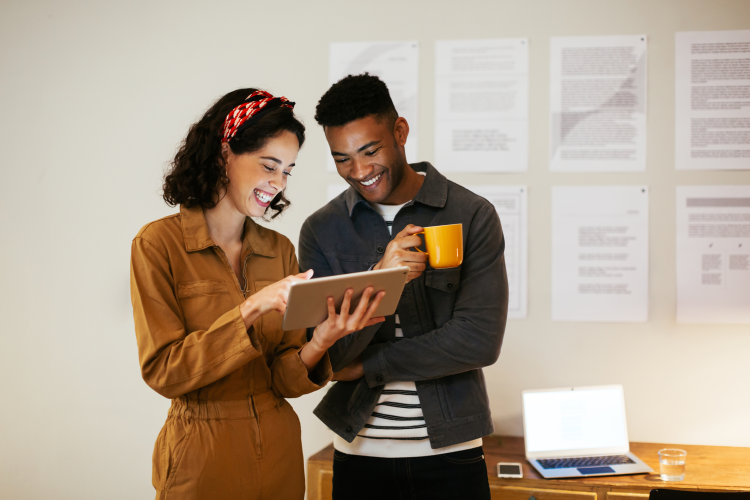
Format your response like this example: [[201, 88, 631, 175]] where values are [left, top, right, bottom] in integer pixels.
[[658, 448, 687, 481]]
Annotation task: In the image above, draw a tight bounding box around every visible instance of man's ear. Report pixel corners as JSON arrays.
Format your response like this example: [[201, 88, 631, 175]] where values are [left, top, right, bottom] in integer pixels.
[[393, 117, 409, 147]]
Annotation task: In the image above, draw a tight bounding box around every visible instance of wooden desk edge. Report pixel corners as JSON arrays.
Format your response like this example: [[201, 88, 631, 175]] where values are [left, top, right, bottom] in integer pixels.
[[307, 438, 750, 500]]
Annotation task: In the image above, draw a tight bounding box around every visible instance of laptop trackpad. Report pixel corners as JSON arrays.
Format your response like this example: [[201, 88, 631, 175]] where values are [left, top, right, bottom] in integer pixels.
[[578, 466, 615, 475]]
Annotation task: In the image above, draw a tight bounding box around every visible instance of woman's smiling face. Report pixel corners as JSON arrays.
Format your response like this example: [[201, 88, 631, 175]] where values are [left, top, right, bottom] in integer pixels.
[[222, 130, 299, 218]]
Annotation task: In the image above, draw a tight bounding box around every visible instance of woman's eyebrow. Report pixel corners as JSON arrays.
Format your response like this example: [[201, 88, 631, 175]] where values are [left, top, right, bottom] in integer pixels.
[[260, 156, 282, 164]]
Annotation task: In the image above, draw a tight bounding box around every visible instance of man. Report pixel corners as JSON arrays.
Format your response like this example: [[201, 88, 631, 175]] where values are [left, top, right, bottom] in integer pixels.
[[299, 73, 508, 500]]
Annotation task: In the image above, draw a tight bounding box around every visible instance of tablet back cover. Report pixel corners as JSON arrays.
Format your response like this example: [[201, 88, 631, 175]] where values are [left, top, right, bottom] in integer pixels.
[[281, 267, 409, 331]]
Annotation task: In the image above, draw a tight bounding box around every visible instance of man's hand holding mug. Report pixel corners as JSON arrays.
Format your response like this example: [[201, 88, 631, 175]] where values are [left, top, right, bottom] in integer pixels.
[[372, 224, 427, 283]]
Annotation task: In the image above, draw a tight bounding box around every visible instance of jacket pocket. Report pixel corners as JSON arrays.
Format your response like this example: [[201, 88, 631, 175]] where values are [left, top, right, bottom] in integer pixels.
[[442, 370, 490, 420], [424, 267, 461, 327], [177, 280, 233, 332], [254, 281, 283, 344], [425, 267, 461, 293], [346, 378, 370, 414]]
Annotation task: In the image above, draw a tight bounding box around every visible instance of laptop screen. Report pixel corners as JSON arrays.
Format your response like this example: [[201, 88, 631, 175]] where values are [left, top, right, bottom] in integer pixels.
[[523, 386, 629, 455]]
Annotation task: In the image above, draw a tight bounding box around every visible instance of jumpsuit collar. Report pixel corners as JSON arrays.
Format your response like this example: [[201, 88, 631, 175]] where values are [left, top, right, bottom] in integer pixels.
[[180, 204, 277, 258]]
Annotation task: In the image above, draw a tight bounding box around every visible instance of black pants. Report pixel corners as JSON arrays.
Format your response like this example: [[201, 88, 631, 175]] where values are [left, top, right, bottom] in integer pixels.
[[332, 446, 491, 500]]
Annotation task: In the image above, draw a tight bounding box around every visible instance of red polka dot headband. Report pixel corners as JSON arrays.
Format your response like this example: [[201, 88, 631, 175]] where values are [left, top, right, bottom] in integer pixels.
[[221, 90, 295, 143]]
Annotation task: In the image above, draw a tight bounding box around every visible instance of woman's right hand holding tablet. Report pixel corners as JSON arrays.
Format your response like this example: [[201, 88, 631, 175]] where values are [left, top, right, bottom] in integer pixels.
[[239, 272, 385, 374], [239, 269, 314, 329]]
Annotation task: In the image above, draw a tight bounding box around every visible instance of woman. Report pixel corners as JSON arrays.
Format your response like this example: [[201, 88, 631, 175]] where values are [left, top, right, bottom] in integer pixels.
[[130, 89, 385, 500]]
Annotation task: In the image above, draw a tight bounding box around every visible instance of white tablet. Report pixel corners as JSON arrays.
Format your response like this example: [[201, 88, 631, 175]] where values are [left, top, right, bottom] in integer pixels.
[[281, 267, 409, 331]]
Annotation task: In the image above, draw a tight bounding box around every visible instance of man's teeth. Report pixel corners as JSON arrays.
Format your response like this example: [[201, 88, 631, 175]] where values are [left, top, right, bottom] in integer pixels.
[[360, 173, 382, 187], [254, 190, 273, 203]]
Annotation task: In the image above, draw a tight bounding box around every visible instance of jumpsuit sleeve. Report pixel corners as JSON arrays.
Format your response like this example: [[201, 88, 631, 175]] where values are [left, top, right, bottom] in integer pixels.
[[131, 237, 264, 399], [269, 250, 333, 399]]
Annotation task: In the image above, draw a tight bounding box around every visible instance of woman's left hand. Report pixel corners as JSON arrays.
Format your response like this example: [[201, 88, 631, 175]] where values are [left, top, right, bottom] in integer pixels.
[[309, 287, 386, 352]]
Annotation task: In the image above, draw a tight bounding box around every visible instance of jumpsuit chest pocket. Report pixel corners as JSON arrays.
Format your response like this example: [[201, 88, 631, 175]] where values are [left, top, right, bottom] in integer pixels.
[[177, 280, 233, 332], [254, 281, 284, 344]]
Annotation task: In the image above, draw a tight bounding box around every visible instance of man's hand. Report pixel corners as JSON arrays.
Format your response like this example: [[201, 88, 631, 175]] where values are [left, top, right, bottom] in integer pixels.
[[332, 356, 364, 381], [373, 224, 427, 282]]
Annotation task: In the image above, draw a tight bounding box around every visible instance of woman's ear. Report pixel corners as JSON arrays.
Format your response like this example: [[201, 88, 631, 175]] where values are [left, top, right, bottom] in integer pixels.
[[221, 142, 232, 163]]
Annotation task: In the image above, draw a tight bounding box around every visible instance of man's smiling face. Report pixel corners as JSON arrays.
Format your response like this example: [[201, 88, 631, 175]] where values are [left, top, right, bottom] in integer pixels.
[[324, 114, 409, 204]]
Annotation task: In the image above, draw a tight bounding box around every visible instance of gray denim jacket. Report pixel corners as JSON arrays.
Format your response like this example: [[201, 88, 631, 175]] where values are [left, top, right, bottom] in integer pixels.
[[299, 162, 509, 449]]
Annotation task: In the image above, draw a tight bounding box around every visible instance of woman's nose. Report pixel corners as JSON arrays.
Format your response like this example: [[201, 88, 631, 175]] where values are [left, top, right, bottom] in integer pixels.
[[269, 170, 286, 190]]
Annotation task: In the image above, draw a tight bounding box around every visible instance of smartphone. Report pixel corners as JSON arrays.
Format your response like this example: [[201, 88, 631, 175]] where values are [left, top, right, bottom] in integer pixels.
[[497, 462, 523, 478]]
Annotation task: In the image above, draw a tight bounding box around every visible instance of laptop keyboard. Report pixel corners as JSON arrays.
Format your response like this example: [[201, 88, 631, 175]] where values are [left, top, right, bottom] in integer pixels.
[[538, 455, 635, 469]]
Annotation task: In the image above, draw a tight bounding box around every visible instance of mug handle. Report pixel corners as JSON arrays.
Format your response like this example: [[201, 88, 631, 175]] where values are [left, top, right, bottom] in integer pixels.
[[413, 231, 428, 254]]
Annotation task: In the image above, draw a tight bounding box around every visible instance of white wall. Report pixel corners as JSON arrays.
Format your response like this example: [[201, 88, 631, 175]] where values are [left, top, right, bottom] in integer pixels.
[[1, 0, 749, 498]]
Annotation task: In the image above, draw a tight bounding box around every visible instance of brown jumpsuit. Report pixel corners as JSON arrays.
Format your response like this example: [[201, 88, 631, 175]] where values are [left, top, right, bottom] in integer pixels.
[[130, 205, 332, 500]]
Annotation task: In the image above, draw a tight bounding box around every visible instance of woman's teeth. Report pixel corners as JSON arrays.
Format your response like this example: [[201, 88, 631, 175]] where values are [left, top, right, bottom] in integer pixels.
[[254, 189, 273, 204], [360, 173, 382, 187]]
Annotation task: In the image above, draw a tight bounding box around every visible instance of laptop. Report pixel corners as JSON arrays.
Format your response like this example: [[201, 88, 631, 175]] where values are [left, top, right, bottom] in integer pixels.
[[521, 385, 653, 478]]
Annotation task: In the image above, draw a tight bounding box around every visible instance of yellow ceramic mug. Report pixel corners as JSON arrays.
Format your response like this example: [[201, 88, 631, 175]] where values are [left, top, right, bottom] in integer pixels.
[[415, 224, 463, 269]]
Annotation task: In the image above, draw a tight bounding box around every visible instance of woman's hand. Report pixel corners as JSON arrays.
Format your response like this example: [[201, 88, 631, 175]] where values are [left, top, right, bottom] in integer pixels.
[[300, 287, 385, 375], [239, 269, 313, 329], [309, 287, 386, 352]]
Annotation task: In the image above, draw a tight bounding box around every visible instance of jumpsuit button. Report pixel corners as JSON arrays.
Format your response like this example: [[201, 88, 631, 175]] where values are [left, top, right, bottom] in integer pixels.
[[346, 426, 353, 432], [377, 246, 385, 253], [375, 375, 383, 383], [447, 283, 454, 289]]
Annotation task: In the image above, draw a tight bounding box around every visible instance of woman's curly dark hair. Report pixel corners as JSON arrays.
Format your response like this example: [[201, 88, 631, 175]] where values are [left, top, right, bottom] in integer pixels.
[[163, 88, 305, 219]]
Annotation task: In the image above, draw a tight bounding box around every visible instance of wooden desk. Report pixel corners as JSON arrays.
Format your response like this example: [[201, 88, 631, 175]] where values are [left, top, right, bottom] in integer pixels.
[[307, 436, 750, 500]]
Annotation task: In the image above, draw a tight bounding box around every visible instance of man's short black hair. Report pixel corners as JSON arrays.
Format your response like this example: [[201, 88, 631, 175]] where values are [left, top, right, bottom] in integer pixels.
[[314, 73, 398, 128]]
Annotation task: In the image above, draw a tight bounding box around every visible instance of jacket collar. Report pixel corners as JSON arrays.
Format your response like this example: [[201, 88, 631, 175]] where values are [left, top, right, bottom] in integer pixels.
[[344, 161, 448, 217], [180, 204, 277, 258]]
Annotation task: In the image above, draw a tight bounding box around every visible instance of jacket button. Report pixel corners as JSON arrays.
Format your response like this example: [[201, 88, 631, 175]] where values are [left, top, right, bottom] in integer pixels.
[[447, 282, 453, 289], [346, 426, 352, 432], [375, 375, 383, 383], [377, 246, 385, 253]]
